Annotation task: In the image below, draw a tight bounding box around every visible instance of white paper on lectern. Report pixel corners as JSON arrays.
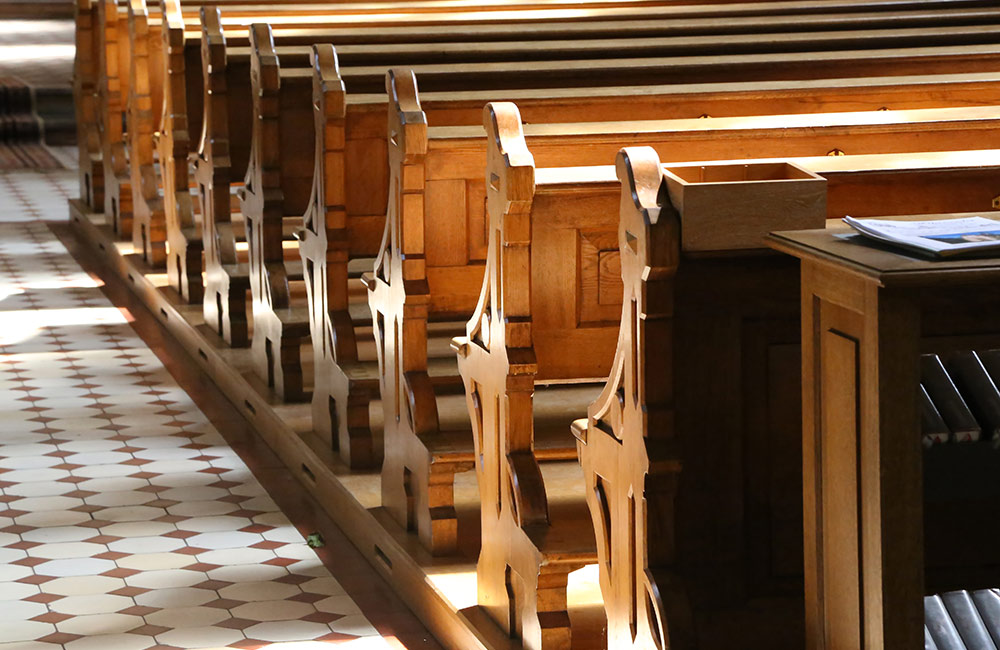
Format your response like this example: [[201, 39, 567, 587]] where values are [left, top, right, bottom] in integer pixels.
[[843, 216, 1000, 258]]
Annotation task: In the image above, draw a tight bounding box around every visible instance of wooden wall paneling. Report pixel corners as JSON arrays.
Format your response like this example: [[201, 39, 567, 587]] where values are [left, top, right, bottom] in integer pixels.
[[573, 146, 690, 650], [238, 24, 313, 402]]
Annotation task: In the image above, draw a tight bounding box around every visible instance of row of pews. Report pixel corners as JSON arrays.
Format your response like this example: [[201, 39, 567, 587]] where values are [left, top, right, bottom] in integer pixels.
[[69, 0, 1000, 648]]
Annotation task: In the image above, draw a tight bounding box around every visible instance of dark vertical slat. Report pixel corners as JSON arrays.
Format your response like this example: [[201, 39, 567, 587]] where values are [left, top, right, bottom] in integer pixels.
[[922, 354, 981, 442], [921, 383, 951, 446], [946, 351, 1000, 440], [972, 590, 1000, 648], [927, 625, 941, 650]]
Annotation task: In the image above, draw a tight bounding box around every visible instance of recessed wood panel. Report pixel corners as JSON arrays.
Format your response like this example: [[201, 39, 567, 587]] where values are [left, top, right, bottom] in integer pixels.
[[426, 179, 468, 268], [820, 325, 862, 650], [578, 230, 620, 327], [467, 179, 488, 263], [345, 137, 387, 216]]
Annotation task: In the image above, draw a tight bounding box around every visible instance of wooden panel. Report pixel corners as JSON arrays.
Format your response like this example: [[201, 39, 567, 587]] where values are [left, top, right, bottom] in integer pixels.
[[597, 251, 622, 307], [578, 230, 620, 326], [766, 342, 804, 581], [825, 169, 1000, 219], [818, 323, 861, 650], [345, 137, 388, 216], [743, 320, 804, 596], [426, 178, 468, 267], [532, 223, 579, 332], [467, 179, 488, 263]]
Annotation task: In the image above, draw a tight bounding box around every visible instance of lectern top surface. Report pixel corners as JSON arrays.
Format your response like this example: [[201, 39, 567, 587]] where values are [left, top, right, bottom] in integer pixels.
[[767, 213, 1000, 287]]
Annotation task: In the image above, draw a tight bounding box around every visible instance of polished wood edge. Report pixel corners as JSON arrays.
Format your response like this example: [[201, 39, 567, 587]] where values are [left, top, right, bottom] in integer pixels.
[[67, 198, 517, 650], [767, 230, 1000, 287], [764, 231, 882, 284]]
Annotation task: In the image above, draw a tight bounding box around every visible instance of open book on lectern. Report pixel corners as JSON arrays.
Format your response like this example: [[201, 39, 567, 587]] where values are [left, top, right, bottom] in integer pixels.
[[844, 216, 1000, 259]]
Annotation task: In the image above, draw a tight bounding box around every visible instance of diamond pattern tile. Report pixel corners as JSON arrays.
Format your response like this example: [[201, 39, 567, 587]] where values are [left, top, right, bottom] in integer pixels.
[[0, 166, 395, 648]]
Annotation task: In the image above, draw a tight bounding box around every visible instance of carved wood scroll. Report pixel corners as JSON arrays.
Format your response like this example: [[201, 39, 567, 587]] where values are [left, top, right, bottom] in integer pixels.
[[572, 147, 691, 650], [160, 0, 203, 303], [238, 23, 313, 402], [127, 0, 167, 268], [196, 6, 249, 347], [298, 44, 386, 468], [454, 103, 596, 650], [99, 0, 132, 236]]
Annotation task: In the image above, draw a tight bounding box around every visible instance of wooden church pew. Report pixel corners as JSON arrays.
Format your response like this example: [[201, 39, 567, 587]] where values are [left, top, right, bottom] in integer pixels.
[[94, 0, 328, 234], [129, 0, 1000, 294], [74, 0, 104, 211], [225, 21, 1000, 470], [452, 102, 1000, 648], [103, 0, 812, 235], [202, 21, 1000, 352], [90, 0, 1000, 234], [296, 53, 1000, 474], [364, 75, 1000, 557]]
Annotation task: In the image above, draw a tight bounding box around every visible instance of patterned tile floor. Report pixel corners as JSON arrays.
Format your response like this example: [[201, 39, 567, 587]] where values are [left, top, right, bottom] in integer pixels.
[[0, 169, 413, 650]]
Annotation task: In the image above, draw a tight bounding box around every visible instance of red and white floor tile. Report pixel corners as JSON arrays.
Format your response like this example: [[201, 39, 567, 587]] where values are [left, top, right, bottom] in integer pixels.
[[0, 169, 396, 650]]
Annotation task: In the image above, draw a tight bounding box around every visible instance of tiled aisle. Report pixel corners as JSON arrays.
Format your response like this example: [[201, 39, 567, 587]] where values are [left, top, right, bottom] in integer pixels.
[[0, 170, 396, 650]]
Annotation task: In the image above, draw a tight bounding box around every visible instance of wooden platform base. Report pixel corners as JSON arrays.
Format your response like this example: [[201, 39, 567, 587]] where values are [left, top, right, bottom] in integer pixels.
[[68, 199, 606, 650]]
